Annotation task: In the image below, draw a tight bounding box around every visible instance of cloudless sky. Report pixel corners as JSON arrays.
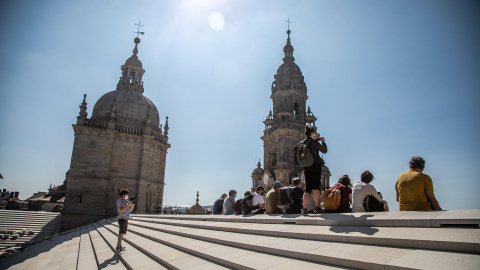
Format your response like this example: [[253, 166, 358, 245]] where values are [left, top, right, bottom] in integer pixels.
[[1, 0, 479, 211]]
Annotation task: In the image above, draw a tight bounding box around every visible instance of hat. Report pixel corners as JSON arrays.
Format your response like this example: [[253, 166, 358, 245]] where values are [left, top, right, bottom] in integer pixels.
[[273, 181, 283, 188], [256, 185, 264, 191]]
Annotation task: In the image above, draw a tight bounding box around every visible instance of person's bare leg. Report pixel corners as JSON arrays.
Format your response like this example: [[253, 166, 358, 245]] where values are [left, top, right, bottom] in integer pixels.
[[313, 189, 321, 208], [303, 192, 311, 209], [383, 201, 389, 212], [116, 233, 124, 249]]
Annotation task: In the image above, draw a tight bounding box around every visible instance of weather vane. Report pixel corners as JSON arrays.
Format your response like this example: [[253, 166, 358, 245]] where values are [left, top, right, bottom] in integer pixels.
[[286, 17, 292, 31], [133, 21, 145, 37]]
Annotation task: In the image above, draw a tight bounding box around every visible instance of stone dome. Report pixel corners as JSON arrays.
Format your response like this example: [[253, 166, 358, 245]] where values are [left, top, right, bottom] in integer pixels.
[[125, 55, 142, 68], [252, 167, 264, 176], [275, 62, 305, 86], [91, 89, 159, 128], [252, 160, 264, 176], [276, 62, 301, 75]]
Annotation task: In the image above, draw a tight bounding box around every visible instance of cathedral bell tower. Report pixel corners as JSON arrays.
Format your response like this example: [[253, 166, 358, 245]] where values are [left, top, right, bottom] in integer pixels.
[[62, 30, 171, 231], [252, 28, 330, 190]]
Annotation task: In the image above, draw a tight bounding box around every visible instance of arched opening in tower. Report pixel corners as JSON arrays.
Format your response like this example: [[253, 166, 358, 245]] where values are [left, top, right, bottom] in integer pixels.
[[129, 71, 136, 84], [293, 102, 299, 116], [293, 146, 299, 166]]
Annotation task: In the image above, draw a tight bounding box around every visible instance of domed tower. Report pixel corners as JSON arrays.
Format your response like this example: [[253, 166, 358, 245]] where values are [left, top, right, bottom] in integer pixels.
[[62, 36, 171, 231], [252, 28, 330, 189]]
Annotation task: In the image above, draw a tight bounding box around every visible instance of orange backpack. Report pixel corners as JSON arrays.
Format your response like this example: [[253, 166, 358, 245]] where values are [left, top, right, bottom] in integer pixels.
[[323, 186, 341, 210]]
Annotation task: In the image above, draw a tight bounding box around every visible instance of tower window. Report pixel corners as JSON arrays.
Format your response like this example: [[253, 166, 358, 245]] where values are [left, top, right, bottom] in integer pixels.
[[129, 72, 136, 84], [294, 147, 299, 165], [294, 103, 299, 115]]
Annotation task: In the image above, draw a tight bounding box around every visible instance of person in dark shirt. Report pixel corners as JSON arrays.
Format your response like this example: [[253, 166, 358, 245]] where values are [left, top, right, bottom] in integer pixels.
[[325, 174, 352, 213], [301, 125, 328, 216], [212, 193, 227, 214], [286, 177, 304, 214]]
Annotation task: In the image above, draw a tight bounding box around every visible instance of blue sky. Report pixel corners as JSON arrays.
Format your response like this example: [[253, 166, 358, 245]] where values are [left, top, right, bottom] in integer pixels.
[[1, 0, 479, 211]]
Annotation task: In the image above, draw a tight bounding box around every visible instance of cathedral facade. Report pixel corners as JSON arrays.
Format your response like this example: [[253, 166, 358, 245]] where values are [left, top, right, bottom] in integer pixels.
[[62, 37, 170, 231], [252, 29, 330, 190]]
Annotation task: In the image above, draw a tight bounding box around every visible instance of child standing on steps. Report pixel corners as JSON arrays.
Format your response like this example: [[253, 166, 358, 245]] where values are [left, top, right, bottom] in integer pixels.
[[116, 189, 135, 252]]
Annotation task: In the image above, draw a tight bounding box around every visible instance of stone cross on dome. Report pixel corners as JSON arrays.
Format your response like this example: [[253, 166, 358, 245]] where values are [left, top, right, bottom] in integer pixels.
[[133, 21, 145, 38], [283, 18, 294, 61], [286, 17, 292, 31], [132, 21, 144, 56]]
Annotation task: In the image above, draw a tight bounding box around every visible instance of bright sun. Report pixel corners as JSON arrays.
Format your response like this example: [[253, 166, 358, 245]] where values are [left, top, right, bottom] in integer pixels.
[[209, 11, 224, 31]]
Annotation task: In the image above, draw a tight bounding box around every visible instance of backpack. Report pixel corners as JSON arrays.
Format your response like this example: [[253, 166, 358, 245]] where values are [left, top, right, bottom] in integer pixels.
[[277, 187, 294, 210], [323, 186, 341, 210], [234, 199, 242, 214], [241, 194, 254, 214], [363, 195, 385, 212], [297, 139, 315, 167]]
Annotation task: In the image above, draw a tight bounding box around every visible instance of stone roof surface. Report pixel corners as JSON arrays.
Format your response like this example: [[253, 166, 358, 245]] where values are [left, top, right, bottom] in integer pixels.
[[91, 89, 160, 128], [1, 209, 479, 269], [0, 210, 61, 257], [125, 55, 142, 68]]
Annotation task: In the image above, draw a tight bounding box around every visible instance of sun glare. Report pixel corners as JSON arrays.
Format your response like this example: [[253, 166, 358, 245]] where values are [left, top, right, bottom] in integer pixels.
[[209, 11, 224, 31]]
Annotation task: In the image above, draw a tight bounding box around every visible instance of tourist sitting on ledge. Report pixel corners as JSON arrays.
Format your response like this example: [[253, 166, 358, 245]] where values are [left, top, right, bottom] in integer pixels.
[[213, 193, 227, 215], [352, 170, 389, 212], [223, 190, 237, 215], [325, 175, 352, 213], [396, 156, 442, 211], [251, 186, 266, 214], [265, 181, 283, 214], [286, 178, 304, 214]]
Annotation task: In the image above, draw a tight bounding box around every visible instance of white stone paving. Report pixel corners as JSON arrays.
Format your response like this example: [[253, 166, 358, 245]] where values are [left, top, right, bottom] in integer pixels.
[[0, 209, 478, 269]]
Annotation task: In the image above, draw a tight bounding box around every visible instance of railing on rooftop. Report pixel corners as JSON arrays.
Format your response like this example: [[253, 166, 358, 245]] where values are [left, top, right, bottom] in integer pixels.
[[83, 119, 107, 129]]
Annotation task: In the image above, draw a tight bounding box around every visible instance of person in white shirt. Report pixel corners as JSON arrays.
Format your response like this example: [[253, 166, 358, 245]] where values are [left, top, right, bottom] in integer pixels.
[[251, 186, 266, 214], [352, 170, 389, 212]]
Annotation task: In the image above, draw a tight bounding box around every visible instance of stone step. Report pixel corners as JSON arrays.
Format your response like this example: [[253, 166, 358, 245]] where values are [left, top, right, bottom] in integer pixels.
[[134, 209, 480, 228], [77, 226, 99, 270], [93, 223, 167, 270], [0, 210, 60, 216], [125, 218, 480, 270], [0, 218, 60, 223], [132, 216, 480, 254], [101, 220, 232, 269], [106, 221, 352, 270], [87, 225, 128, 269]]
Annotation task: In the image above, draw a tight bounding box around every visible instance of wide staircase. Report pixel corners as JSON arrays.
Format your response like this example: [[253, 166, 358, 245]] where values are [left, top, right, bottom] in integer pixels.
[[1, 210, 479, 269], [0, 209, 61, 257]]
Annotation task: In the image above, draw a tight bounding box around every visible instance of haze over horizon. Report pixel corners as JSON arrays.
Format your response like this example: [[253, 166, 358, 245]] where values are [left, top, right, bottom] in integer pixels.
[[1, 0, 479, 211]]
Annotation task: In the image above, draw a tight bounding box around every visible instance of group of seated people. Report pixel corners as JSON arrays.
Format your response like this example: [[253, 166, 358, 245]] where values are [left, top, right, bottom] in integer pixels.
[[212, 156, 442, 215]]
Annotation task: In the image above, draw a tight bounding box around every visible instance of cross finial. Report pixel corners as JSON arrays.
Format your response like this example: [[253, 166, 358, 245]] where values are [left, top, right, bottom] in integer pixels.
[[133, 21, 145, 38], [286, 17, 292, 31]]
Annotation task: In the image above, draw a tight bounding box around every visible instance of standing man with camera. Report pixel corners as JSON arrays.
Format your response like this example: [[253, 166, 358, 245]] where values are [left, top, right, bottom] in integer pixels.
[[116, 189, 135, 252], [301, 125, 327, 216]]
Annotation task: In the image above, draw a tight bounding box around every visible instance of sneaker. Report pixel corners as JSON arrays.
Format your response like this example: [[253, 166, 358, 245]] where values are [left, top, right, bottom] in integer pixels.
[[301, 209, 308, 216], [313, 207, 322, 214]]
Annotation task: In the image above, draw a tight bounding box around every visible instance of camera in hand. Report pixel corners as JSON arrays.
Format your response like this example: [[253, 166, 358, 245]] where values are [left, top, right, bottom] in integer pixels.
[[130, 198, 136, 204]]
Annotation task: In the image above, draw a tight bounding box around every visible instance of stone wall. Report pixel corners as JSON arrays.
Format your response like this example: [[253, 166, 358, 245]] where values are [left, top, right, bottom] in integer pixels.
[[62, 124, 169, 231]]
